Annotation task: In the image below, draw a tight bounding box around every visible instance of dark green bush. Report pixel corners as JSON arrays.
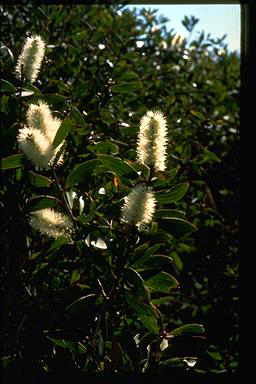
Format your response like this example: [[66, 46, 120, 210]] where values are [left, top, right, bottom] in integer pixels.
[[1, 4, 239, 376]]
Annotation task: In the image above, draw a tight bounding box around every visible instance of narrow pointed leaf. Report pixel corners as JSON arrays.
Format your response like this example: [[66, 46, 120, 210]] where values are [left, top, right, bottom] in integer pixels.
[[2, 154, 25, 170], [145, 272, 180, 293], [26, 195, 60, 211], [159, 217, 197, 236], [131, 255, 173, 272], [65, 159, 99, 189], [65, 294, 96, 314], [97, 154, 138, 178], [52, 118, 72, 148], [155, 183, 189, 203], [170, 324, 205, 337], [125, 292, 158, 318], [139, 315, 159, 335], [28, 171, 52, 187], [1, 79, 16, 92]]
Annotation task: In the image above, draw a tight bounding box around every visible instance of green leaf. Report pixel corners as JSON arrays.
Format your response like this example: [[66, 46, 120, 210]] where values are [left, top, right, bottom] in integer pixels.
[[71, 270, 81, 284], [132, 162, 150, 181], [1, 79, 16, 92], [97, 154, 138, 178], [131, 255, 173, 272], [190, 110, 205, 120], [151, 296, 175, 305], [47, 337, 86, 354], [124, 267, 150, 300], [145, 272, 180, 293], [158, 217, 198, 236], [170, 324, 205, 337], [155, 183, 189, 204], [1, 154, 25, 170], [203, 149, 221, 163], [52, 118, 72, 148], [99, 110, 116, 124], [65, 159, 99, 189], [72, 106, 86, 126], [28, 171, 52, 187], [65, 294, 96, 314], [111, 81, 141, 93], [87, 141, 119, 155], [124, 292, 158, 318], [130, 243, 161, 269], [155, 209, 186, 219], [159, 358, 185, 368], [26, 195, 60, 211], [139, 315, 159, 335], [23, 84, 42, 95], [78, 200, 96, 224], [1, 95, 9, 113], [36, 94, 66, 108]]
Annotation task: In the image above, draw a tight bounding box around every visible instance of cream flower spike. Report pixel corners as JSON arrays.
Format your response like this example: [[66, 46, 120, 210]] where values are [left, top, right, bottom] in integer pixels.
[[172, 32, 185, 47], [16, 35, 45, 83], [17, 126, 54, 170], [27, 101, 62, 142], [137, 110, 168, 173], [121, 185, 156, 231], [30, 208, 73, 240], [17, 101, 65, 170]]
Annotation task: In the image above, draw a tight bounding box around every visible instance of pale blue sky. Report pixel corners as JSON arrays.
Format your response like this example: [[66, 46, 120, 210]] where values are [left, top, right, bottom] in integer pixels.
[[127, 4, 240, 52]]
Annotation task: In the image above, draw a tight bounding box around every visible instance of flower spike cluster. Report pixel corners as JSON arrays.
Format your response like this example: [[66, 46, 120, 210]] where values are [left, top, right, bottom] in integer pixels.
[[17, 101, 65, 170], [16, 35, 45, 83], [121, 185, 156, 231], [30, 208, 73, 240], [137, 110, 168, 173]]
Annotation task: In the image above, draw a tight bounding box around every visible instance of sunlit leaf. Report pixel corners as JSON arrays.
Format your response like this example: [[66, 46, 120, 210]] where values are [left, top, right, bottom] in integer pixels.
[[28, 171, 52, 187], [170, 324, 205, 337], [65, 159, 99, 189], [52, 118, 72, 148], [2, 154, 25, 170], [65, 294, 97, 314], [97, 154, 138, 178], [26, 195, 60, 211], [158, 217, 198, 236], [1, 79, 16, 92], [155, 183, 189, 203], [145, 272, 180, 293]]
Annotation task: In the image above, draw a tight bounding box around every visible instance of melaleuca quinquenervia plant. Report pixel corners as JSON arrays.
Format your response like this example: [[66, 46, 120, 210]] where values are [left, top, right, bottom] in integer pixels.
[[1, 34, 206, 374]]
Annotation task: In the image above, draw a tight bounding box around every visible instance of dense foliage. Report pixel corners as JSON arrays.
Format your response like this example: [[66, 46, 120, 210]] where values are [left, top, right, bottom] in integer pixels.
[[1, 3, 239, 377]]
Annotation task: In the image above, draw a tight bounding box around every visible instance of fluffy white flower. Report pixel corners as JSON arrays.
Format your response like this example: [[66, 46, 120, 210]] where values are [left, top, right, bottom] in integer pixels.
[[27, 101, 61, 142], [17, 101, 65, 169], [17, 126, 54, 170], [16, 35, 45, 83], [30, 208, 73, 239], [137, 110, 168, 173], [121, 185, 156, 230], [172, 33, 185, 47]]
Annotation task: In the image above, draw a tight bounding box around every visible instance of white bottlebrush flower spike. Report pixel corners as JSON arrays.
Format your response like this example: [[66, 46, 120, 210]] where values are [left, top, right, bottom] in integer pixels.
[[17, 126, 55, 169], [172, 32, 185, 47], [17, 101, 65, 170], [16, 35, 45, 83], [137, 110, 168, 173], [27, 101, 61, 142], [30, 208, 73, 239], [121, 185, 156, 230]]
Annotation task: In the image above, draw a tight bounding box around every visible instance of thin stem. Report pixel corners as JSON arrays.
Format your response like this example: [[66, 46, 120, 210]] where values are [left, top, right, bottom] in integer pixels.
[[53, 169, 77, 224]]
